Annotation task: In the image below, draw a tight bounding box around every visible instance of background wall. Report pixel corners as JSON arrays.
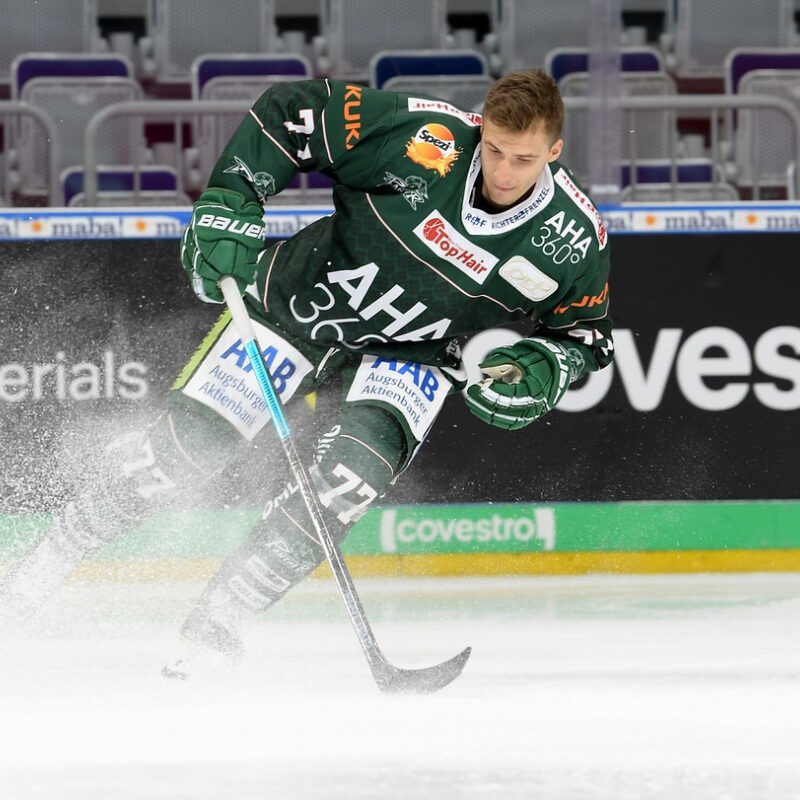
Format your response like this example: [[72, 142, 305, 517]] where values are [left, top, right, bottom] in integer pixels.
[[2, 207, 799, 572]]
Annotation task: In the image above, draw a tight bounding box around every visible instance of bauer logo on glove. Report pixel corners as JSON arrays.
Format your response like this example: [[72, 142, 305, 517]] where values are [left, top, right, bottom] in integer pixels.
[[194, 213, 265, 239], [180, 187, 266, 304], [465, 337, 574, 430]]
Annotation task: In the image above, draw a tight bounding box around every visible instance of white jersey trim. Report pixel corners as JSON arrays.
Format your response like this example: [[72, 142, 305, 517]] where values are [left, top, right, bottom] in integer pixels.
[[460, 145, 555, 235], [553, 168, 608, 250], [249, 109, 299, 168], [320, 78, 334, 164], [406, 97, 482, 127]]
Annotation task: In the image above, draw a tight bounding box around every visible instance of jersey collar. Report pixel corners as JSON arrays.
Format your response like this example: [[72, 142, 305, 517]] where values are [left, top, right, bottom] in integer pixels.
[[461, 143, 555, 235]]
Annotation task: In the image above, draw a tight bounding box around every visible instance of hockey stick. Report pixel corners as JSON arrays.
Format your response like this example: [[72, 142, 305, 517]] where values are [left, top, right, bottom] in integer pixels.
[[219, 277, 471, 693]]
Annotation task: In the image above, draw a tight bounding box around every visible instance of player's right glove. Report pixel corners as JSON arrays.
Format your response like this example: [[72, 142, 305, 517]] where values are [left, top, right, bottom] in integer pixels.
[[181, 188, 265, 303], [465, 337, 573, 430]]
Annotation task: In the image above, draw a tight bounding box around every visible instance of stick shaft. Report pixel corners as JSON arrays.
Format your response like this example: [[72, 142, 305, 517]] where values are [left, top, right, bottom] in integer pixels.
[[219, 279, 387, 671]]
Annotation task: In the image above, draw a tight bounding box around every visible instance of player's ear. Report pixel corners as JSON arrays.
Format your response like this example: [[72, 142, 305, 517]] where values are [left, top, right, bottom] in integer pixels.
[[548, 139, 563, 163]]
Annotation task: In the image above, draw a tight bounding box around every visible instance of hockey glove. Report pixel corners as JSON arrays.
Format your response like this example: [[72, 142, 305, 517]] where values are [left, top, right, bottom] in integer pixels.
[[181, 188, 265, 303], [465, 337, 573, 430]]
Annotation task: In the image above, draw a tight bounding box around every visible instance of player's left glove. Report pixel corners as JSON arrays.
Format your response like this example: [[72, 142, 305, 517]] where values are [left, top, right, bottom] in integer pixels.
[[181, 188, 265, 304], [465, 337, 573, 430]]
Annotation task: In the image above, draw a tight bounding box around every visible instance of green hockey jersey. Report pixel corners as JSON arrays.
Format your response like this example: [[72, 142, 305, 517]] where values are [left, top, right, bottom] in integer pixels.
[[206, 79, 613, 379]]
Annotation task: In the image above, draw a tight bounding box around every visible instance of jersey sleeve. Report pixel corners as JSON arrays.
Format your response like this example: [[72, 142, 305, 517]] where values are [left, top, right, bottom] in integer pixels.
[[205, 79, 398, 203], [537, 243, 614, 379]]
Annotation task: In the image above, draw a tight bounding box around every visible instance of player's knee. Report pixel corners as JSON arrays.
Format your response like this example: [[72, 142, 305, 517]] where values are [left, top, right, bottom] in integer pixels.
[[159, 398, 242, 477], [46, 424, 180, 557], [252, 406, 405, 559], [44, 406, 236, 559], [307, 411, 406, 540]]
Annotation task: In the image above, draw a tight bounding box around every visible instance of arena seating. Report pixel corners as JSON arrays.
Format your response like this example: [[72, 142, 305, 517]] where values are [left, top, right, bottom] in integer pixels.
[[669, 0, 796, 77], [370, 49, 488, 90], [0, 0, 799, 206], [142, 0, 278, 85], [559, 70, 680, 189], [315, 0, 450, 84], [0, 0, 100, 85], [9, 53, 142, 203], [61, 164, 191, 206]]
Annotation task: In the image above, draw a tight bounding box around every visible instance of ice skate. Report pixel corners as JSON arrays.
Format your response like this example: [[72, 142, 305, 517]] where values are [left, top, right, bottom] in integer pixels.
[[162, 584, 245, 680]]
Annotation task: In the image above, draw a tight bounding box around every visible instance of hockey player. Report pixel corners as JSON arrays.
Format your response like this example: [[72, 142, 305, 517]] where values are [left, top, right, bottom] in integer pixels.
[[1, 70, 613, 673]]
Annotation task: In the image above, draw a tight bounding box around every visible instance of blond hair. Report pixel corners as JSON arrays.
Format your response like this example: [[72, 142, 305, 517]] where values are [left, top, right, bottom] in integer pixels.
[[482, 69, 564, 142]]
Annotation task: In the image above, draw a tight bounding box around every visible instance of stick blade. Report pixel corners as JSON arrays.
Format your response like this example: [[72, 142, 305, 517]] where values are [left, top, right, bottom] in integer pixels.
[[373, 646, 472, 694]]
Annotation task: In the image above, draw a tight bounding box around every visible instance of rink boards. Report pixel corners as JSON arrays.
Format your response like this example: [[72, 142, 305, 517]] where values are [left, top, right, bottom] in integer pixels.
[[3, 499, 800, 578], [2, 204, 800, 576]]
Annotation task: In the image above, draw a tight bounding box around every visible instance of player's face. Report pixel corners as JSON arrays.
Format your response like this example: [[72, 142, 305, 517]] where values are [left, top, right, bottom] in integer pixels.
[[479, 119, 563, 208]]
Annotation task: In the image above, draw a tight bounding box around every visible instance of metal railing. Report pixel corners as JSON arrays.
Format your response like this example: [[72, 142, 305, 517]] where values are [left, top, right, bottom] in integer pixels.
[[0, 102, 61, 206], [564, 93, 800, 200], [83, 99, 252, 205], [61, 93, 800, 206]]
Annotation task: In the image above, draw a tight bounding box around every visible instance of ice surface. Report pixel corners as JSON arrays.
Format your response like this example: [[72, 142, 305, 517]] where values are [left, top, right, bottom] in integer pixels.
[[2, 572, 800, 799]]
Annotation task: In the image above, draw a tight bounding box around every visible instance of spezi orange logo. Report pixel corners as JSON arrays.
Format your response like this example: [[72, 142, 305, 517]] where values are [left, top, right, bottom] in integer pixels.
[[405, 123, 461, 177]]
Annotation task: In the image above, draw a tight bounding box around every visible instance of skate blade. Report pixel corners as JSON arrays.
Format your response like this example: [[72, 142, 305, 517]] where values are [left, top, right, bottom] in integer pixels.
[[161, 643, 239, 681]]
